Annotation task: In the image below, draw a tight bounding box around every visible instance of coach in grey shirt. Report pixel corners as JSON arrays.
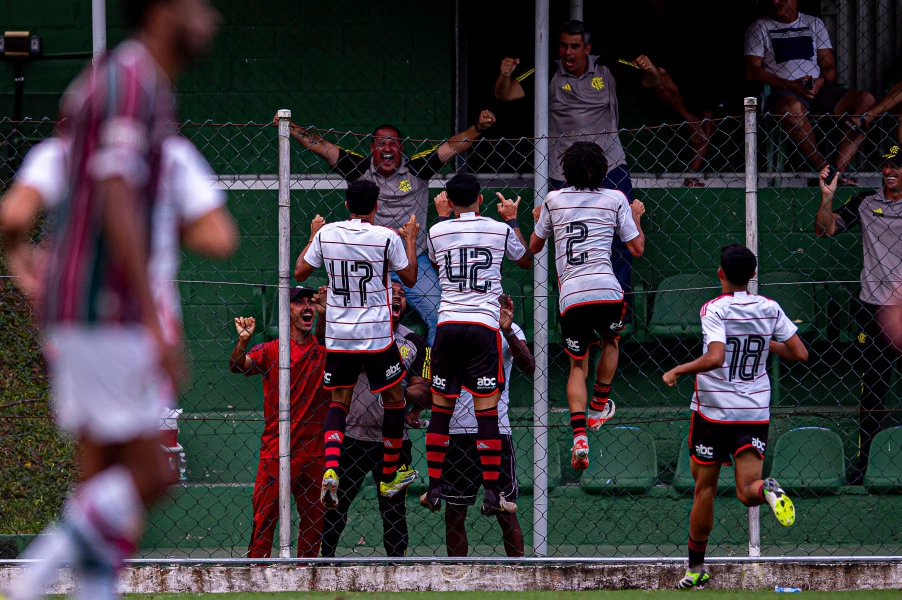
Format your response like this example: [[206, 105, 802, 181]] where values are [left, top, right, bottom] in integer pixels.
[[283, 111, 496, 344], [815, 144, 902, 481], [495, 20, 636, 309]]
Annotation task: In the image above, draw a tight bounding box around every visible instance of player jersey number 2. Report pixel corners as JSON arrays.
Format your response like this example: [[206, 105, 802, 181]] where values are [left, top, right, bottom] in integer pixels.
[[565, 222, 589, 265], [444, 248, 493, 293], [725, 335, 765, 381], [330, 260, 375, 306]]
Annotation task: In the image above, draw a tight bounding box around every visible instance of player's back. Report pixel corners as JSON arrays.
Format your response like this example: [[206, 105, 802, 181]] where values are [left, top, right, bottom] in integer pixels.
[[537, 187, 639, 311], [46, 39, 175, 326], [315, 220, 401, 352], [692, 291, 798, 423], [427, 212, 526, 329]]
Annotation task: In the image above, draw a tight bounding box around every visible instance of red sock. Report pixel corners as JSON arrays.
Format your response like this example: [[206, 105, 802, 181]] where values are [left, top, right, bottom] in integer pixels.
[[571, 411, 587, 438], [323, 402, 348, 471]]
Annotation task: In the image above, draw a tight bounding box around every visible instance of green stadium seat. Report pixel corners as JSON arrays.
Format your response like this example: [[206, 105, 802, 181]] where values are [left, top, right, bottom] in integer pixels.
[[864, 427, 902, 494], [648, 273, 717, 338], [770, 427, 845, 495], [579, 426, 658, 495], [672, 425, 736, 495], [758, 271, 825, 337]]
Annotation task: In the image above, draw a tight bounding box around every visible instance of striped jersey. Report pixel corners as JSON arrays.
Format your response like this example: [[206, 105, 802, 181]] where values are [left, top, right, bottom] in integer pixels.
[[450, 323, 524, 435], [303, 219, 409, 351], [427, 212, 527, 328], [533, 187, 640, 313], [45, 39, 176, 326], [18, 135, 225, 344], [692, 291, 798, 423]]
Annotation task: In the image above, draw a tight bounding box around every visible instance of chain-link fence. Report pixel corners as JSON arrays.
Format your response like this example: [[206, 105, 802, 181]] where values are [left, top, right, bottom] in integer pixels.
[[1, 97, 901, 563]]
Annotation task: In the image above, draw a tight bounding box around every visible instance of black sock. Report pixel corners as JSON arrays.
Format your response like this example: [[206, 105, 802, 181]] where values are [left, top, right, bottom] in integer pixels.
[[688, 537, 708, 570]]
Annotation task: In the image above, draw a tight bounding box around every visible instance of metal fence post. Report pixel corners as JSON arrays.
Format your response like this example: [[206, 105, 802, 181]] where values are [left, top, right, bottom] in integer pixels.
[[276, 109, 293, 559], [744, 96, 762, 558], [532, 0, 550, 559]]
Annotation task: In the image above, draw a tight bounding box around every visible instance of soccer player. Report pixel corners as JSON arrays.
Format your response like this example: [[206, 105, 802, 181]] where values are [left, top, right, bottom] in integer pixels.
[[320, 282, 432, 558], [294, 179, 420, 508], [420, 172, 532, 515], [0, 0, 225, 596], [229, 286, 330, 558], [442, 294, 534, 556], [662, 244, 808, 589], [528, 141, 646, 471]]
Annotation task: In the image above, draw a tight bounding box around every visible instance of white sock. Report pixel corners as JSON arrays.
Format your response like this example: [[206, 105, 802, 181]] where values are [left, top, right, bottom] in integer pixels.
[[9, 525, 76, 600], [70, 466, 145, 566]]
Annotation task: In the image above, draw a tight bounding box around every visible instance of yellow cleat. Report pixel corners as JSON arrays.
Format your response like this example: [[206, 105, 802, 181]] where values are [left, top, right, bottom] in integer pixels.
[[321, 468, 339, 509], [379, 467, 418, 498], [763, 477, 795, 527]]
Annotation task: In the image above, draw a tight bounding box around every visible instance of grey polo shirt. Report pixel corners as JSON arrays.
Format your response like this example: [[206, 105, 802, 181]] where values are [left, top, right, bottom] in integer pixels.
[[333, 149, 445, 255], [345, 324, 430, 443], [834, 188, 902, 306], [548, 56, 627, 182]]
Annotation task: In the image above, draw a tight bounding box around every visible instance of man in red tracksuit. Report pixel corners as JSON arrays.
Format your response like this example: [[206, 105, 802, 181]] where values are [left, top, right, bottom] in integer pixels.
[[230, 286, 329, 558]]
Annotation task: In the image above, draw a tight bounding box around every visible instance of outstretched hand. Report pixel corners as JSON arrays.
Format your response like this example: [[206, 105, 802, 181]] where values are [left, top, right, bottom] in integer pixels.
[[398, 214, 420, 245], [495, 192, 521, 221]]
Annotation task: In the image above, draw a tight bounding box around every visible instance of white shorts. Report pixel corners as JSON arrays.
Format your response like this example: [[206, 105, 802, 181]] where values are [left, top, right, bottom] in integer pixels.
[[45, 325, 172, 444]]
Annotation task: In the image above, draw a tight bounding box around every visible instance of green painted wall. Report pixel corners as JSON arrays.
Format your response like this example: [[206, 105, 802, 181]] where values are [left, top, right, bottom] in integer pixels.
[[0, 0, 455, 137]]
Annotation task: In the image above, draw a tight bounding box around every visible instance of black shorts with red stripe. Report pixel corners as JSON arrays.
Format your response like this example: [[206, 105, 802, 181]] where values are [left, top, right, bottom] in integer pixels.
[[323, 344, 406, 392], [560, 300, 627, 359], [430, 323, 503, 397], [688, 410, 769, 466]]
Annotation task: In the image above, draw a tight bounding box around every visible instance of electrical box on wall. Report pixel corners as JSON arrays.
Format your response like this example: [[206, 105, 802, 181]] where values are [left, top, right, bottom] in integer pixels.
[[0, 31, 42, 58]]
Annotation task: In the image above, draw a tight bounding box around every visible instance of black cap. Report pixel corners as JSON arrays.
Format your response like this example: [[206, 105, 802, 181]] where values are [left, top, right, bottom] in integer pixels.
[[883, 144, 902, 167], [290, 286, 317, 302]]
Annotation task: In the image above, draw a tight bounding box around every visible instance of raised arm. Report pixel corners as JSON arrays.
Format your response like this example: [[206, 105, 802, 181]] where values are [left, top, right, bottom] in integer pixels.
[[295, 215, 326, 281], [276, 114, 342, 167], [625, 200, 646, 257], [814, 166, 841, 237], [500, 296, 535, 375], [495, 57, 527, 101], [434, 110, 496, 163], [395, 214, 420, 287], [229, 316, 261, 374], [496, 192, 534, 269]]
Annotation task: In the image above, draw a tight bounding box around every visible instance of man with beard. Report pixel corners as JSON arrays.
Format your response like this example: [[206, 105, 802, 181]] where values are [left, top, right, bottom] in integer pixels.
[[320, 283, 431, 558], [230, 286, 330, 558]]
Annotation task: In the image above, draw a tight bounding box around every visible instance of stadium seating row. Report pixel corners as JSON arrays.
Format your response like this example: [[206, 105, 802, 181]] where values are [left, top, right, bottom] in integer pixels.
[[179, 419, 902, 496]]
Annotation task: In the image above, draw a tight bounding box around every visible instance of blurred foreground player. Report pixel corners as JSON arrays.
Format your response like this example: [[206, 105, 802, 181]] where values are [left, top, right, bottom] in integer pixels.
[[662, 245, 807, 589], [0, 0, 227, 597]]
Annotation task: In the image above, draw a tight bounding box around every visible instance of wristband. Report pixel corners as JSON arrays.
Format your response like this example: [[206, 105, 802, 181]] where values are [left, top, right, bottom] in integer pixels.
[[505, 218, 519, 228], [437, 215, 452, 222], [502, 328, 516, 338]]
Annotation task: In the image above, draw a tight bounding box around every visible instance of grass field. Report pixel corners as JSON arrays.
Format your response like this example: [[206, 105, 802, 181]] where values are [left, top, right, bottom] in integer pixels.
[[115, 592, 902, 599]]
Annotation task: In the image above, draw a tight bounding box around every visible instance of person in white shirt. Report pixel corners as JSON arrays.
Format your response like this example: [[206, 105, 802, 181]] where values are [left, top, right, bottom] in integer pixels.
[[744, 0, 874, 179], [295, 179, 420, 508], [441, 295, 534, 557], [662, 244, 808, 590], [529, 141, 645, 473], [420, 173, 532, 516]]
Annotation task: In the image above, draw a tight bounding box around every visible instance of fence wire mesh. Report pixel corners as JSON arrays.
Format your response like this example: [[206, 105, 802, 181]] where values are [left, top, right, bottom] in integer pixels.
[[1, 105, 901, 562]]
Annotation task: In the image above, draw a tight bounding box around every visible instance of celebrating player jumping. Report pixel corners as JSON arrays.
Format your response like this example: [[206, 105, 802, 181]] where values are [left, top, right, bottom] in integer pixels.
[[295, 179, 420, 508], [529, 141, 646, 471]]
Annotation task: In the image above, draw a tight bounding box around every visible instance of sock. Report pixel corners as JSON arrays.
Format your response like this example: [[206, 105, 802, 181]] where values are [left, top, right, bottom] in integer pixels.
[[570, 411, 587, 439], [688, 536, 708, 570], [323, 402, 348, 471], [12, 525, 77, 600], [71, 466, 144, 563], [476, 406, 502, 495], [381, 400, 405, 483], [425, 404, 453, 490], [588, 382, 611, 415]]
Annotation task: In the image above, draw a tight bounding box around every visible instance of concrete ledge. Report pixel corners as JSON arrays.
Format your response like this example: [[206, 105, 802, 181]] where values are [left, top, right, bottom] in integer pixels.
[[2, 562, 902, 593]]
